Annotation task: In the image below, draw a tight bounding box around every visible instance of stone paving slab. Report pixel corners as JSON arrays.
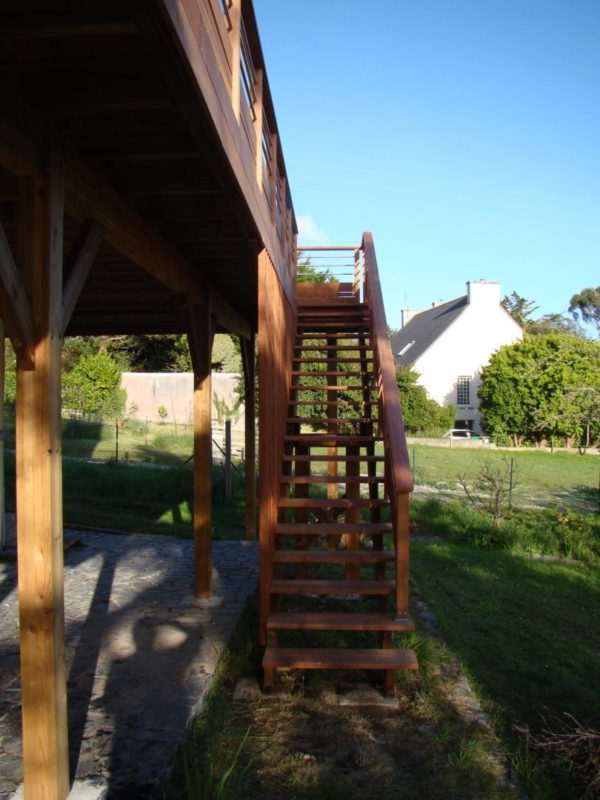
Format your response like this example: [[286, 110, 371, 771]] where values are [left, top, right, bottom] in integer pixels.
[[0, 516, 258, 799]]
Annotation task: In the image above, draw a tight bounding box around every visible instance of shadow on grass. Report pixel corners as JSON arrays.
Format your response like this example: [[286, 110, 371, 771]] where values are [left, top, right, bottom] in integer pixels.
[[410, 541, 600, 731], [166, 594, 516, 800], [3, 452, 247, 541]]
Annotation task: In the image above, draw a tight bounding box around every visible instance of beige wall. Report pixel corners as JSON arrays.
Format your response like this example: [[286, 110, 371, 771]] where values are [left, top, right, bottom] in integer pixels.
[[120, 372, 244, 428]]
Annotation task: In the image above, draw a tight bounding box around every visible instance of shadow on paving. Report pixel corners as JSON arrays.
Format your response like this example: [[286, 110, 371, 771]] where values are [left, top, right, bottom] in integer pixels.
[[0, 519, 258, 799]]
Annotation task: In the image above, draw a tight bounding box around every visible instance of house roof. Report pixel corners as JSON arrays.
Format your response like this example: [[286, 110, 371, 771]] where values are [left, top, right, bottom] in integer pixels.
[[391, 295, 467, 367]]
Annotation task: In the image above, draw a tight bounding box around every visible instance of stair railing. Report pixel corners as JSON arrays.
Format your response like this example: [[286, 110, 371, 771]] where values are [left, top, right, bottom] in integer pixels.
[[361, 232, 413, 617]]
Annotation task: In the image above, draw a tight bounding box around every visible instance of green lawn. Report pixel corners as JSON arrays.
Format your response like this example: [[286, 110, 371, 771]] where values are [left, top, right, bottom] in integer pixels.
[[3, 452, 247, 539], [409, 445, 599, 512], [410, 540, 600, 798]]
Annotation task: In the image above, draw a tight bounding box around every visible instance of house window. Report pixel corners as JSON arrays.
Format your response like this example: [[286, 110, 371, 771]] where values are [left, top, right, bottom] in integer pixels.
[[457, 376, 471, 406]]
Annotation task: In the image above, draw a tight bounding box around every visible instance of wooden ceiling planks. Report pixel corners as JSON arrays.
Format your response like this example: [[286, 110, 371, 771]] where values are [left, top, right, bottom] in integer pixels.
[[0, 0, 294, 338]]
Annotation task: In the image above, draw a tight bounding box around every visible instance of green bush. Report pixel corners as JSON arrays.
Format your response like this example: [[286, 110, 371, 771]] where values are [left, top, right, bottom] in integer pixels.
[[62, 351, 126, 421], [396, 368, 455, 436]]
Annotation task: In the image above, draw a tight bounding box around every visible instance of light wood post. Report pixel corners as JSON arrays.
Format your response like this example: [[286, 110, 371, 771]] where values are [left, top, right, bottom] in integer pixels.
[[241, 334, 256, 540], [16, 159, 69, 799], [188, 299, 214, 598]]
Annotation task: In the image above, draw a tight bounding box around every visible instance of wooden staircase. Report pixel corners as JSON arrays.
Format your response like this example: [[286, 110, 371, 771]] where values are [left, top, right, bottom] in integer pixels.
[[262, 290, 418, 695]]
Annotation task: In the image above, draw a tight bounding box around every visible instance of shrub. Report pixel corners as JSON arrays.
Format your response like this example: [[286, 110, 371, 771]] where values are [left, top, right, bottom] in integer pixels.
[[62, 351, 126, 421]]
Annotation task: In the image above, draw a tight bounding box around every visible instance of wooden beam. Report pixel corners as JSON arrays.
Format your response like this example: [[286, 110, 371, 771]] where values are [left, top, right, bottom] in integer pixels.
[[241, 334, 256, 540], [187, 298, 214, 597], [62, 220, 105, 334], [0, 221, 35, 363], [16, 157, 69, 799], [0, 100, 252, 339]]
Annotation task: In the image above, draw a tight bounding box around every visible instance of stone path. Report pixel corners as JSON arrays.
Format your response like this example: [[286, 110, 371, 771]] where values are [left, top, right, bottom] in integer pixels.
[[0, 516, 258, 799]]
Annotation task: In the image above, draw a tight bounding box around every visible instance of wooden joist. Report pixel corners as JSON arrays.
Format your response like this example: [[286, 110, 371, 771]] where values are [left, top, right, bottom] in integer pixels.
[[0, 221, 35, 366], [0, 100, 252, 339], [62, 220, 105, 334]]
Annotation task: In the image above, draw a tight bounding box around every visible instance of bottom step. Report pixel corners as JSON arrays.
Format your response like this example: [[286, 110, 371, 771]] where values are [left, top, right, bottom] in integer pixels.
[[263, 647, 418, 671]]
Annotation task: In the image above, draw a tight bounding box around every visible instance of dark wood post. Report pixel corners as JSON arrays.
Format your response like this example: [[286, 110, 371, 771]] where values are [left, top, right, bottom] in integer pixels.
[[241, 334, 256, 540]]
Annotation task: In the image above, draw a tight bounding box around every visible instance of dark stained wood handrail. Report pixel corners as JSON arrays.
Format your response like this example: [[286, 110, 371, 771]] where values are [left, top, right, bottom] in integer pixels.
[[361, 232, 412, 616], [362, 232, 413, 495]]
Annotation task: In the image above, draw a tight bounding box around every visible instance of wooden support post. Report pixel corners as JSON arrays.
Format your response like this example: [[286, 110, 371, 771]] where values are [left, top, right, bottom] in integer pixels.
[[241, 334, 256, 540], [326, 336, 338, 549], [224, 420, 232, 498], [187, 299, 214, 598], [345, 444, 360, 581], [16, 160, 69, 799], [0, 318, 4, 551], [395, 492, 410, 617]]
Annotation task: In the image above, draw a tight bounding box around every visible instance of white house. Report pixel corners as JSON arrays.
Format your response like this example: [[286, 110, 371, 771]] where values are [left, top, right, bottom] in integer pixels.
[[391, 280, 523, 434]]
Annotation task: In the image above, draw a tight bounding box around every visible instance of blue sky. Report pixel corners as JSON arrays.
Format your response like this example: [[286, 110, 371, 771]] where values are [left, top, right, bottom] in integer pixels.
[[253, 0, 600, 330]]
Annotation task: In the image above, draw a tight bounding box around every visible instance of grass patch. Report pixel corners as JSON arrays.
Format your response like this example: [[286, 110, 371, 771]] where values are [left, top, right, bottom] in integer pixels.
[[3, 452, 246, 539], [408, 445, 599, 512], [165, 594, 517, 800], [410, 540, 600, 798], [411, 498, 600, 565]]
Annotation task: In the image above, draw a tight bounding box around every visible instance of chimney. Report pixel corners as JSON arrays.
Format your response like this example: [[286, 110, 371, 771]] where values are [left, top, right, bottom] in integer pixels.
[[467, 280, 501, 306]]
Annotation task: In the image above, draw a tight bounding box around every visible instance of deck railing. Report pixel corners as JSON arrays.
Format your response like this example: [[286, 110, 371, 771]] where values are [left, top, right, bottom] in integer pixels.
[[362, 233, 413, 615], [295, 235, 413, 615], [217, 0, 296, 272], [168, 0, 296, 280]]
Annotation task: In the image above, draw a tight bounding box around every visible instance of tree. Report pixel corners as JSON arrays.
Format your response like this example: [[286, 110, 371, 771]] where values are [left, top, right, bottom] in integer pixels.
[[108, 334, 192, 372], [396, 368, 455, 436], [296, 257, 334, 283], [479, 335, 600, 447], [569, 286, 600, 338], [526, 313, 587, 339], [501, 291, 538, 328], [62, 352, 126, 420]]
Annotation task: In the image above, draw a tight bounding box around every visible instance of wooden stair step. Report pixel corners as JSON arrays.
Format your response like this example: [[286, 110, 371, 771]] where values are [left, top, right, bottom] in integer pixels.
[[281, 475, 385, 485], [267, 612, 414, 632], [297, 309, 370, 315], [275, 522, 392, 535], [296, 331, 372, 340], [270, 579, 394, 595], [263, 647, 418, 671], [296, 314, 371, 326], [292, 370, 372, 376], [285, 435, 379, 445], [292, 385, 377, 392], [294, 345, 373, 352], [283, 453, 383, 462], [292, 400, 375, 406], [279, 497, 387, 509], [272, 549, 395, 564], [294, 358, 373, 365], [286, 417, 377, 425], [298, 303, 369, 311]]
